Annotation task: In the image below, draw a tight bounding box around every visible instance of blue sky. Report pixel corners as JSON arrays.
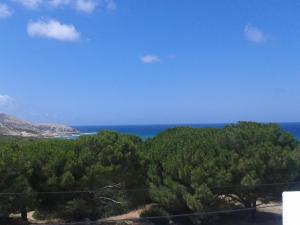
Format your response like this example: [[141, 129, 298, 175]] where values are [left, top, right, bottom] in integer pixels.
[[0, 0, 300, 125]]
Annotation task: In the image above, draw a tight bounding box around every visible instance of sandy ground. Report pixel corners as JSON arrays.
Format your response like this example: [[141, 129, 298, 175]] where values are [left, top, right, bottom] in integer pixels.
[[10, 211, 63, 224], [27, 211, 55, 224], [9, 205, 153, 224], [99, 204, 155, 222], [9, 202, 282, 225], [99, 202, 282, 225], [258, 203, 282, 215], [222, 202, 282, 225]]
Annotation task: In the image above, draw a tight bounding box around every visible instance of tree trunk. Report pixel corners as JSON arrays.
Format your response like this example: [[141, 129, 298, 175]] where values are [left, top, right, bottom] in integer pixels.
[[90, 192, 97, 220], [20, 204, 28, 222], [251, 199, 257, 222], [244, 199, 257, 222]]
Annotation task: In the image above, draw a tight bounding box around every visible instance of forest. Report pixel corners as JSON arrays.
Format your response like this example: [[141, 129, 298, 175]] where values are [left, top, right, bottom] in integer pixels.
[[0, 122, 299, 225]]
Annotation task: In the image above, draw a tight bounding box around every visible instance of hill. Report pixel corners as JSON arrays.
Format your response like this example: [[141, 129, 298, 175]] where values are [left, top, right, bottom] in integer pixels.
[[0, 113, 78, 137]]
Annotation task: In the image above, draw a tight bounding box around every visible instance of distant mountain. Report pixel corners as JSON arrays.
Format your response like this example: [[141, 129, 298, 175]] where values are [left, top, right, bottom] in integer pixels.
[[0, 113, 78, 138]]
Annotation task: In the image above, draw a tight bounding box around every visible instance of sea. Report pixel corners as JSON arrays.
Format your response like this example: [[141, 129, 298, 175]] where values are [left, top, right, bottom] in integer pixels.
[[72, 123, 300, 140]]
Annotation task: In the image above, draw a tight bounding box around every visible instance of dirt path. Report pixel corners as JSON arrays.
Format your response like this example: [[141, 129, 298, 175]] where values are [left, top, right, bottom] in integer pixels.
[[258, 202, 282, 215], [27, 211, 45, 224], [26, 211, 62, 224], [99, 202, 282, 225], [10, 205, 153, 224], [11, 202, 281, 224], [99, 204, 155, 222]]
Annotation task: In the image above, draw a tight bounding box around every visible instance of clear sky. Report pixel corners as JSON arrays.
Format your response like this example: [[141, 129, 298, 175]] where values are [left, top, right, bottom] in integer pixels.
[[0, 0, 300, 125]]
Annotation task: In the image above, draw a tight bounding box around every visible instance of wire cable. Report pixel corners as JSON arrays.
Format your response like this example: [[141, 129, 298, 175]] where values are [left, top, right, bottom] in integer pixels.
[[0, 180, 299, 196]]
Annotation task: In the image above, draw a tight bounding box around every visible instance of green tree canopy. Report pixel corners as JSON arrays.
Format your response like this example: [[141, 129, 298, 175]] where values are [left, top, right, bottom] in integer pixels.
[[145, 122, 299, 216]]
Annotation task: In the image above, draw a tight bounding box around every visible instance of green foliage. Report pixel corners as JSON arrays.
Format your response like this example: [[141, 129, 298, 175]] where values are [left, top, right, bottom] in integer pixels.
[[146, 127, 230, 212], [145, 122, 300, 214], [220, 122, 299, 207], [0, 142, 34, 219], [0, 122, 299, 224], [0, 132, 146, 221]]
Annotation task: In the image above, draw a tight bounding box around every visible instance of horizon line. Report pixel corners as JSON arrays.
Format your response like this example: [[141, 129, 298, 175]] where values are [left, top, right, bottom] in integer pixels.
[[71, 121, 300, 127]]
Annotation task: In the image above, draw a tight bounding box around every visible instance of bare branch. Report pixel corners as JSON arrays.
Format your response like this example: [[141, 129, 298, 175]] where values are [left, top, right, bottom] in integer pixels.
[[97, 196, 122, 204], [96, 183, 122, 192], [225, 194, 248, 207]]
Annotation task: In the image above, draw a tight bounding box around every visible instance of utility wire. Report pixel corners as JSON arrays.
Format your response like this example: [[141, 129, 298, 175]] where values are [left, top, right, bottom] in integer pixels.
[[0, 184, 122, 196], [0, 180, 299, 196]]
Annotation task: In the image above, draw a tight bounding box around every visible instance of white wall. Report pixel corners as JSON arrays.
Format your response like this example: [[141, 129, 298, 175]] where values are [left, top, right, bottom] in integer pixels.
[[283, 192, 300, 225]]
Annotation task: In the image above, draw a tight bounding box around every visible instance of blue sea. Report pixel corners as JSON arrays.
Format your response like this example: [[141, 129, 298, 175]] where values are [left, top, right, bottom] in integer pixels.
[[72, 123, 300, 140]]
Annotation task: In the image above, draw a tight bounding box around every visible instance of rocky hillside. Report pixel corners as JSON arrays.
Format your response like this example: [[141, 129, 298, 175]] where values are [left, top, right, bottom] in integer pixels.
[[0, 113, 78, 137]]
